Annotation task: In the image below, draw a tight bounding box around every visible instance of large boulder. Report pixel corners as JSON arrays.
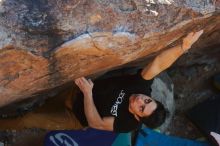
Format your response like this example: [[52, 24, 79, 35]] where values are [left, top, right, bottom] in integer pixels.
[[0, 0, 220, 107]]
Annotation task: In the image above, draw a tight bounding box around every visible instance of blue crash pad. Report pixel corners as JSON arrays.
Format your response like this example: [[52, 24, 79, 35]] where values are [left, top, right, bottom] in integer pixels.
[[44, 128, 117, 146]]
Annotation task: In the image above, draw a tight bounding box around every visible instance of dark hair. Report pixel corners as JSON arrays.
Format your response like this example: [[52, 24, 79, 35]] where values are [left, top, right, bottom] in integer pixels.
[[140, 100, 166, 128]]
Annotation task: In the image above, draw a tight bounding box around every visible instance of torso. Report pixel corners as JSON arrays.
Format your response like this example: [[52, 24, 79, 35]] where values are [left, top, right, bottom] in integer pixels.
[[73, 73, 153, 132]]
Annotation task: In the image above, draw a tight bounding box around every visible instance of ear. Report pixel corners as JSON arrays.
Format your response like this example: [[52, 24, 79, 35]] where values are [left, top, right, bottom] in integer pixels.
[[134, 114, 140, 121]]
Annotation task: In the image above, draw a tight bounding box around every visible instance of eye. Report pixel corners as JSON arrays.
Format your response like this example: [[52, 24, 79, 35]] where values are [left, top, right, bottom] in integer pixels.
[[144, 98, 152, 104]]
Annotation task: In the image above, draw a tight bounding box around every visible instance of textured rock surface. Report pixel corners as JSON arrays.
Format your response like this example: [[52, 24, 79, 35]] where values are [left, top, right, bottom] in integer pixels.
[[0, 0, 220, 107], [151, 72, 174, 132]]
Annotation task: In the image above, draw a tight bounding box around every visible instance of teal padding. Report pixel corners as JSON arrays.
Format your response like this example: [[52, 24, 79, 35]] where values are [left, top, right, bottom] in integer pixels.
[[112, 132, 131, 146], [135, 128, 211, 146]]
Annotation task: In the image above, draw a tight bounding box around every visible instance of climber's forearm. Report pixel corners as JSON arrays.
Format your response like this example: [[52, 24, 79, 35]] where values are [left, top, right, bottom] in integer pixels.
[[141, 30, 204, 80], [141, 44, 186, 80], [83, 93, 114, 131]]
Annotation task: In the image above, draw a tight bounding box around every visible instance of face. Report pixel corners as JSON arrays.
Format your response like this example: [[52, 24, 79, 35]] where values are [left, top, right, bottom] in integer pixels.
[[128, 94, 157, 120]]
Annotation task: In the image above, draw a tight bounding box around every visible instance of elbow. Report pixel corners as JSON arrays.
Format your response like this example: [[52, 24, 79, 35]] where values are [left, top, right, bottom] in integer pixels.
[[88, 121, 106, 130], [141, 62, 160, 80], [89, 124, 104, 130]]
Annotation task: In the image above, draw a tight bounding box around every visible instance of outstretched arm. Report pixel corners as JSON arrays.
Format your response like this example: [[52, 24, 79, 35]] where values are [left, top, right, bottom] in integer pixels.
[[75, 77, 114, 131], [141, 30, 204, 80]]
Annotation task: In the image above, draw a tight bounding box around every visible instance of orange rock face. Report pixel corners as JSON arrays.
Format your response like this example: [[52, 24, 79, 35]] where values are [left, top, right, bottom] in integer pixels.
[[0, 49, 49, 107], [0, 0, 220, 107]]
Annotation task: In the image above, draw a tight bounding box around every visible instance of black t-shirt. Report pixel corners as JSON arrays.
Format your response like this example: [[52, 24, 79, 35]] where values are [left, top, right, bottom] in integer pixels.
[[73, 73, 153, 132]]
